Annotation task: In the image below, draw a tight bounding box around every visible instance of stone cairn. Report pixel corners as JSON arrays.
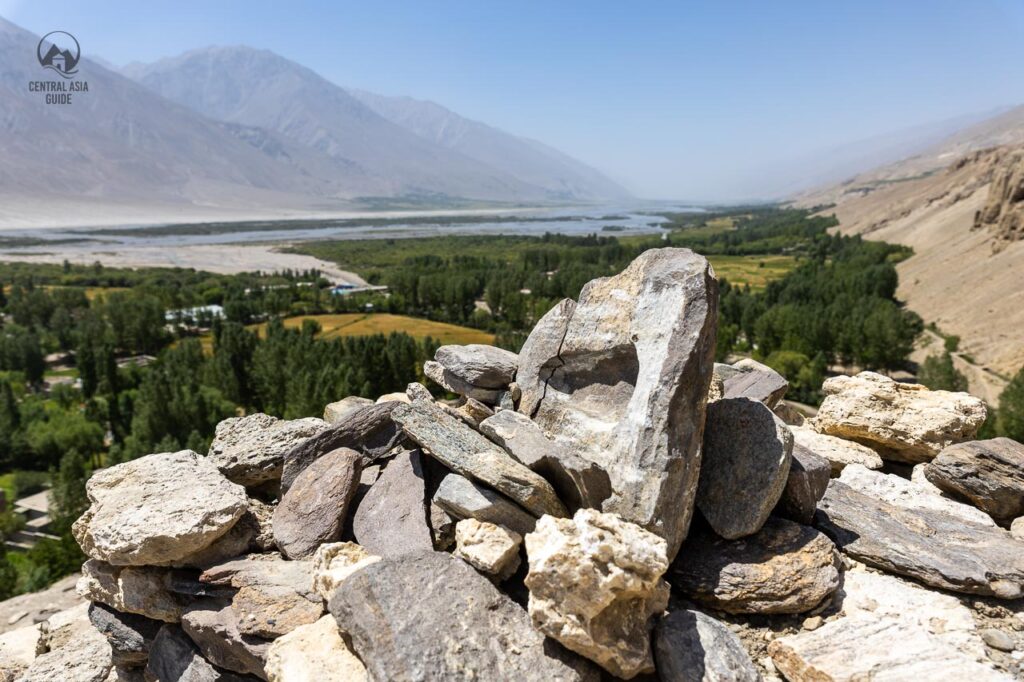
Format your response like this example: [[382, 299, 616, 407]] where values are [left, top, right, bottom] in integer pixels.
[[4, 247, 1023, 681]]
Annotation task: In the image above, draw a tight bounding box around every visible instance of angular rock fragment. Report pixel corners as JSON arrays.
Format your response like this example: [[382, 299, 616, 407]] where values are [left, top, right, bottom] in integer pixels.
[[479, 409, 610, 512], [775, 444, 831, 524], [654, 609, 760, 682], [15, 604, 112, 682], [774, 400, 806, 426], [924, 437, 1024, 523], [146, 624, 252, 682], [0, 622, 43, 679], [671, 517, 840, 614], [264, 616, 366, 682], [424, 360, 502, 404], [352, 450, 433, 557], [814, 372, 987, 463], [329, 550, 592, 681], [434, 344, 519, 388], [516, 249, 718, 559], [454, 519, 522, 581], [815, 481, 1024, 598], [376, 391, 411, 404], [768, 569, 1011, 681], [697, 398, 793, 539], [392, 400, 566, 517], [311, 543, 381, 602], [88, 602, 161, 667], [273, 448, 361, 559], [792, 425, 883, 475], [73, 450, 248, 566], [455, 397, 494, 426], [207, 414, 328, 487], [280, 402, 403, 493], [77, 560, 187, 622], [839, 463, 996, 526], [428, 501, 456, 550], [181, 602, 269, 679], [174, 499, 276, 569], [1013, 517, 1024, 541], [405, 382, 432, 402], [432, 473, 537, 537], [723, 357, 789, 408], [524, 509, 670, 679], [323, 396, 373, 424]]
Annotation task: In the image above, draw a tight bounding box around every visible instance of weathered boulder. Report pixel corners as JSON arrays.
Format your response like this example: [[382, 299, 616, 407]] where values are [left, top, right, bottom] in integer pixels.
[[181, 602, 269, 679], [88, 602, 161, 667], [280, 402, 403, 493], [791, 426, 883, 475], [434, 344, 519, 388], [323, 396, 373, 424], [723, 357, 788, 408], [671, 517, 840, 614], [392, 400, 566, 518], [352, 450, 433, 557], [697, 398, 793, 539], [839, 463, 997, 526], [479, 409, 610, 512], [524, 509, 670, 678], [15, 604, 112, 682], [423, 360, 502, 404], [814, 372, 987, 463], [924, 437, 1024, 523], [654, 609, 760, 682], [516, 249, 718, 560], [432, 472, 537, 537], [310, 543, 381, 602], [769, 568, 1011, 681], [273, 448, 361, 559], [73, 450, 248, 567], [774, 444, 831, 524], [199, 556, 322, 638], [77, 560, 187, 622], [146, 624, 252, 682], [264, 616, 366, 682], [207, 414, 328, 487], [454, 519, 522, 581], [329, 550, 594, 681], [815, 480, 1024, 598]]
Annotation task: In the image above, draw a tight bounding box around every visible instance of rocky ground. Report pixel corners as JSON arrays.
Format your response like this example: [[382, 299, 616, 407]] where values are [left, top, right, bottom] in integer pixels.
[[1, 246, 1023, 681]]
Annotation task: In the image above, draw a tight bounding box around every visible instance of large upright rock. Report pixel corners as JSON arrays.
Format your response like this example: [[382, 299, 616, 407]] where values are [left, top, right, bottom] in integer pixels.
[[814, 372, 987, 463], [392, 400, 566, 518], [516, 248, 718, 559], [328, 550, 593, 681], [524, 509, 670, 679], [697, 398, 793, 539], [352, 450, 433, 557], [654, 609, 760, 682], [924, 437, 1024, 523], [207, 414, 328, 487], [73, 451, 248, 566]]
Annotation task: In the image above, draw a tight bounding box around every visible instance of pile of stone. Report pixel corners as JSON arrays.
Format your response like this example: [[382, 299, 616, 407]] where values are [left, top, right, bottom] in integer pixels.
[[4, 247, 1023, 682]]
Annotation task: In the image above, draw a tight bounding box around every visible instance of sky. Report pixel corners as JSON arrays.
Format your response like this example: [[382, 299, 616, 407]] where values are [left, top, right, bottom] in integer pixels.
[[4, 0, 1024, 200]]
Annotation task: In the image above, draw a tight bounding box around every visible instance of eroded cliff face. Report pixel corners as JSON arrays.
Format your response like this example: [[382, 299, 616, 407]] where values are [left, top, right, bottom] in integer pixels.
[[973, 147, 1024, 252]]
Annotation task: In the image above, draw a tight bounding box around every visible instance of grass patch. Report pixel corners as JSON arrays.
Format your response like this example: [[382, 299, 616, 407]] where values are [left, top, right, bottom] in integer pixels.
[[707, 255, 797, 290]]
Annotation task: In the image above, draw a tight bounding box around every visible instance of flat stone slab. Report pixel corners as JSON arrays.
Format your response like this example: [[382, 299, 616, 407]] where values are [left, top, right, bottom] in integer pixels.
[[654, 608, 760, 682], [433, 344, 518, 388], [207, 414, 327, 487], [323, 396, 374, 424], [792, 426, 883, 475], [432, 473, 538, 537], [815, 480, 1024, 598], [424, 360, 502, 404], [925, 437, 1024, 523], [88, 602, 161, 667], [722, 358, 788, 409], [181, 601, 270, 679], [146, 624, 253, 682], [77, 560, 188, 623], [352, 450, 433, 557]]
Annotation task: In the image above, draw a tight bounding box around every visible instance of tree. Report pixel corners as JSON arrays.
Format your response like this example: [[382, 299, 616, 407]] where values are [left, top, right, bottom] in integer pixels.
[[50, 449, 89, 533], [997, 366, 1024, 441], [917, 353, 968, 393]]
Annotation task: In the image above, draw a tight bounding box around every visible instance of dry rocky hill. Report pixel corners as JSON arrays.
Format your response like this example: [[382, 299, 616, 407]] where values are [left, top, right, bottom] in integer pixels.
[[1, 249, 1022, 681]]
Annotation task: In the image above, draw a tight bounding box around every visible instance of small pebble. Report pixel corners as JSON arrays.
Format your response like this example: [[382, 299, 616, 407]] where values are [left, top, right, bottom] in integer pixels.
[[802, 616, 823, 631], [763, 630, 775, 641], [981, 628, 1016, 652], [759, 656, 777, 673]]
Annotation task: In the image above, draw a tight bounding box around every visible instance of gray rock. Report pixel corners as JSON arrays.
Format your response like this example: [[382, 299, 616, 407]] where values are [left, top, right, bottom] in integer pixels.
[[432, 473, 538, 537], [328, 550, 595, 681], [428, 502, 456, 550], [181, 602, 269, 679], [405, 382, 433, 402], [791, 426, 883, 475], [145, 625, 254, 682], [280, 402, 403, 493], [423, 360, 503, 404], [207, 414, 328, 487], [654, 609, 760, 682], [671, 517, 840, 614], [697, 398, 793, 539], [775, 444, 831, 524], [77, 560, 188, 623], [455, 397, 495, 426], [88, 602, 161, 667], [434, 344, 519, 388], [392, 400, 567, 518], [479, 410, 611, 512], [815, 480, 1024, 598], [924, 437, 1024, 523], [352, 450, 433, 557], [323, 396, 374, 424], [980, 628, 1016, 652], [173, 499, 275, 569], [723, 358, 789, 409], [273, 448, 362, 559], [516, 249, 718, 560]]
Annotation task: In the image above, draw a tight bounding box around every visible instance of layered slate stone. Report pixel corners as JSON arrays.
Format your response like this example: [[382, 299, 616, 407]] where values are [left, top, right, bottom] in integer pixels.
[[924, 437, 1024, 523], [671, 517, 840, 614], [328, 550, 594, 681], [815, 480, 1024, 598], [774, 444, 831, 524], [791, 426, 883, 475], [516, 248, 718, 559], [181, 601, 270, 679], [697, 398, 793, 539], [433, 344, 518, 388], [352, 449, 433, 557], [77, 560, 188, 623], [722, 357, 789, 409], [654, 609, 760, 682], [432, 472, 538, 537], [146, 624, 253, 682], [323, 396, 374, 425], [207, 414, 328, 487], [88, 602, 162, 667], [392, 400, 566, 518]]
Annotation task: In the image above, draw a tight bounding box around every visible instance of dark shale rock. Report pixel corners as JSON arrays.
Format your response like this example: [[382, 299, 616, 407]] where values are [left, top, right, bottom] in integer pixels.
[[774, 444, 831, 524], [146, 624, 257, 682], [654, 608, 760, 682], [723, 358, 789, 409], [353, 449, 433, 557], [432, 472, 538, 537], [88, 602, 161, 667], [924, 437, 1024, 523], [181, 601, 270, 680]]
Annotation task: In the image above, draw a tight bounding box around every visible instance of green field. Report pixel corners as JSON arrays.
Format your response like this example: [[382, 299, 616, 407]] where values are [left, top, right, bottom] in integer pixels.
[[707, 254, 796, 290]]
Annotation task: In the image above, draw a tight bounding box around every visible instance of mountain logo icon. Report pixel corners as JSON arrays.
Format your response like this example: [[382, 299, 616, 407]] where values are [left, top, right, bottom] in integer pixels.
[[37, 31, 80, 78]]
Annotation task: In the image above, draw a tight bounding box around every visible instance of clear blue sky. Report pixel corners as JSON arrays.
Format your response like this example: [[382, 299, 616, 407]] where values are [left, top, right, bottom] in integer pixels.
[[5, 0, 1024, 200]]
